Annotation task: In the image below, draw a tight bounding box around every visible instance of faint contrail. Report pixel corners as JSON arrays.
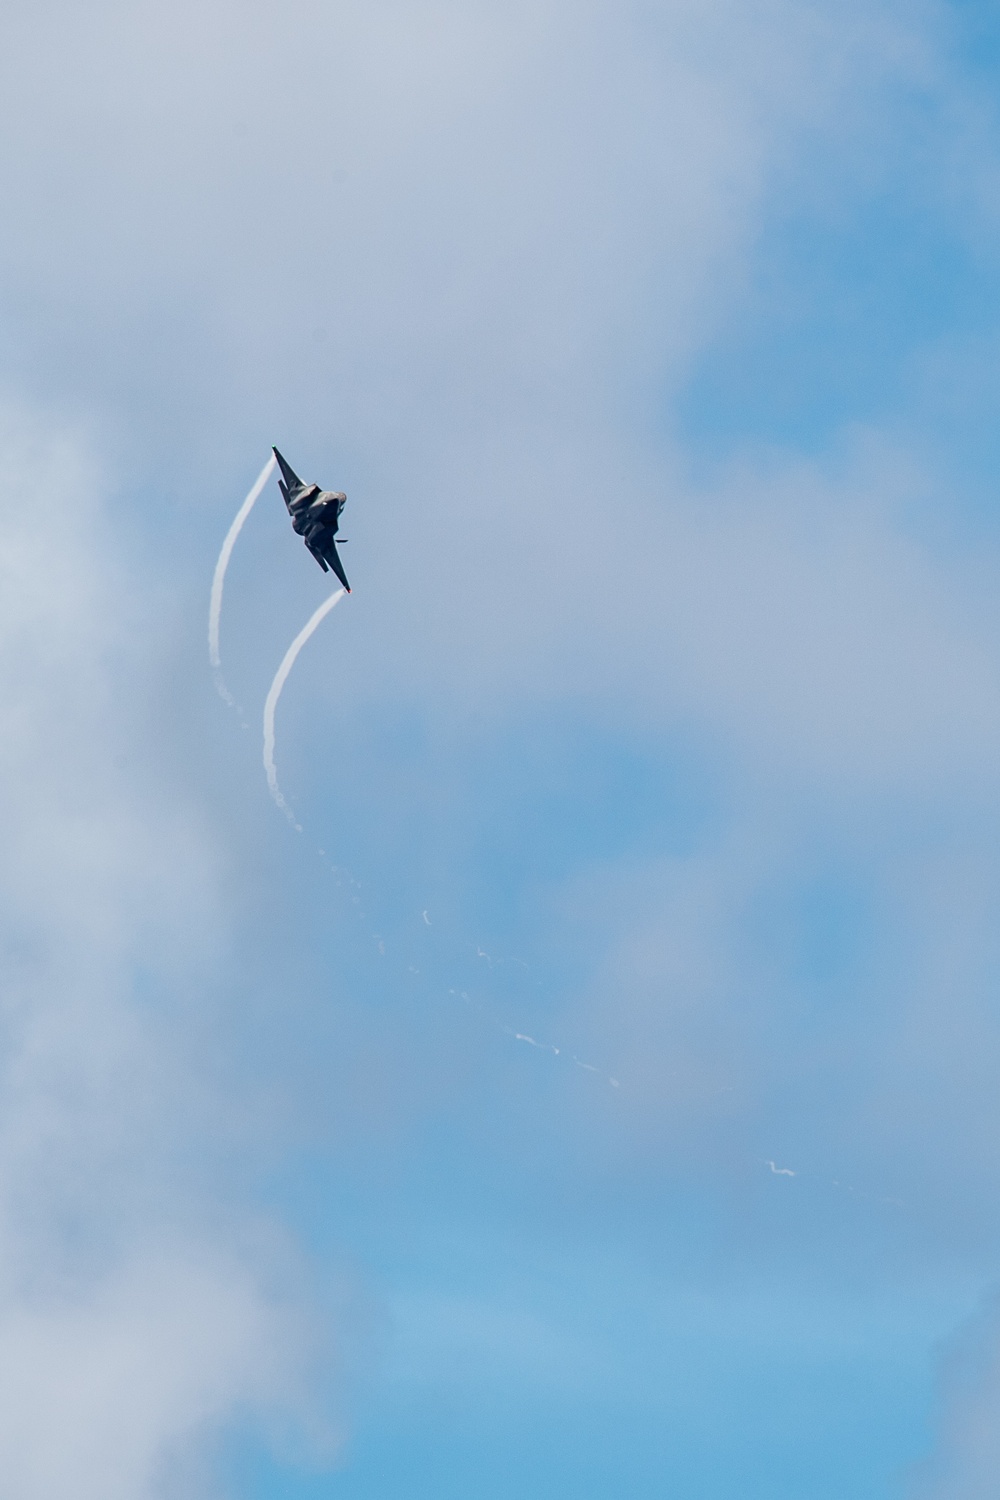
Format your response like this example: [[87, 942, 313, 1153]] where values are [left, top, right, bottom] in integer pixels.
[[208, 452, 277, 704], [263, 588, 346, 820]]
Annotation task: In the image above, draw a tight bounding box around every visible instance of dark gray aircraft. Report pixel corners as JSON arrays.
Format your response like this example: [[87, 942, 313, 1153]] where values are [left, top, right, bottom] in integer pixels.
[[273, 447, 351, 593]]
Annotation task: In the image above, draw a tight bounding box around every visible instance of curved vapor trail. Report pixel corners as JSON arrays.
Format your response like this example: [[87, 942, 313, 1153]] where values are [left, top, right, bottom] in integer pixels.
[[208, 452, 277, 704], [263, 588, 346, 821]]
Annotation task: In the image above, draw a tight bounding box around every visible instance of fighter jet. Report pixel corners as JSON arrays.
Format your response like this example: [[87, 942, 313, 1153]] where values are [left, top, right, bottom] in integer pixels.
[[273, 447, 351, 593]]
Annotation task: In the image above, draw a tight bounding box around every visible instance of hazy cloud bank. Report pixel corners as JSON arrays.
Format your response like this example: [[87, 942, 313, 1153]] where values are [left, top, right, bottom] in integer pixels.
[[1, 0, 1000, 1493], [0, 404, 334, 1497]]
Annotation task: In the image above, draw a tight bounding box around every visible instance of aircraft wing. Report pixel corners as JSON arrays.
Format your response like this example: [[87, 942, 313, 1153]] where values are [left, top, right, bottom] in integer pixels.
[[314, 533, 351, 593], [273, 446, 315, 512], [305, 530, 351, 592]]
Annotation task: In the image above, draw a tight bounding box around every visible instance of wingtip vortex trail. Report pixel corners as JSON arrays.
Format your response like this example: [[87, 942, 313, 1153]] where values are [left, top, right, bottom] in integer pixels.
[[263, 587, 346, 817], [208, 452, 277, 700]]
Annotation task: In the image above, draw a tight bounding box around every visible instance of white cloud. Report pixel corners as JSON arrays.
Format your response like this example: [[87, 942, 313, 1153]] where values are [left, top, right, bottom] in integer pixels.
[[0, 403, 334, 1496], [0, 1248, 311, 1500], [0, 0, 939, 437]]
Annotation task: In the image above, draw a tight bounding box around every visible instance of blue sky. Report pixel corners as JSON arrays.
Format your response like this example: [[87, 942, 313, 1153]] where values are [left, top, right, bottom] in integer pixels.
[[2, 1, 1000, 1496]]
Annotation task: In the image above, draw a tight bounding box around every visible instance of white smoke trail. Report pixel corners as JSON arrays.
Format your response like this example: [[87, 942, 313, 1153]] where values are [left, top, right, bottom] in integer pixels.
[[208, 453, 277, 704], [263, 589, 346, 822]]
